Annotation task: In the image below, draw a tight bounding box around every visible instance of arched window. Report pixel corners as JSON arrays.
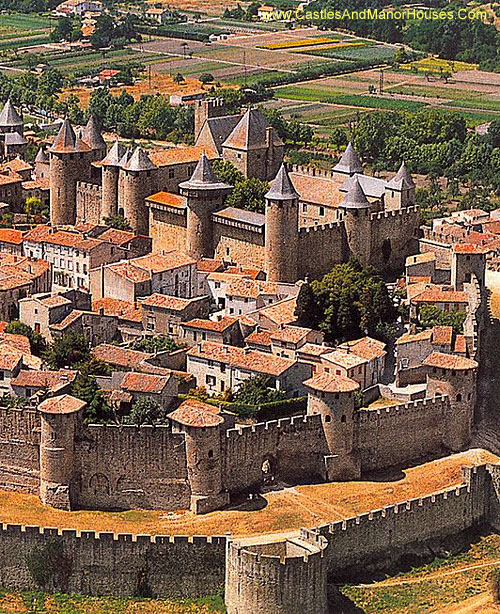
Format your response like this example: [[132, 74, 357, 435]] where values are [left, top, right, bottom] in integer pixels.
[[341, 415, 346, 423], [456, 393, 462, 402], [325, 415, 331, 423], [208, 449, 214, 458]]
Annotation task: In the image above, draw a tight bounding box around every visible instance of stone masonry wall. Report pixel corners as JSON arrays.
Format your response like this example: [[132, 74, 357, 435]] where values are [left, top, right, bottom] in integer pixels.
[[297, 222, 346, 280], [76, 182, 102, 225], [75, 424, 190, 511], [356, 397, 450, 472], [0, 408, 40, 494]]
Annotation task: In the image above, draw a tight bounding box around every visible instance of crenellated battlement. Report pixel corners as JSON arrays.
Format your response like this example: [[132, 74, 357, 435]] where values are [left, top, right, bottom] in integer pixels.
[[371, 205, 419, 221], [298, 220, 344, 236], [355, 396, 449, 424], [76, 181, 101, 193], [225, 413, 322, 441]]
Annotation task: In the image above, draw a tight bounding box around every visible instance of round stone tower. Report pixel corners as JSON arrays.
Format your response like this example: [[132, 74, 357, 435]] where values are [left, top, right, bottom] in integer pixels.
[[0, 99, 23, 137], [117, 147, 132, 217], [423, 351, 478, 452], [81, 115, 106, 162], [264, 162, 299, 283], [38, 394, 86, 511], [49, 117, 91, 226], [169, 398, 229, 514], [304, 372, 361, 480], [121, 147, 157, 235], [225, 529, 328, 614], [179, 153, 233, 260], [100, 141, 125, 221], [338, 175, 372, 267]]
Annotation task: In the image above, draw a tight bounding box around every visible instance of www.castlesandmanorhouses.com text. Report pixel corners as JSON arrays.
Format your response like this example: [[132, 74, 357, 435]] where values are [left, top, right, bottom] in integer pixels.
[[261, 7, 488, 21]]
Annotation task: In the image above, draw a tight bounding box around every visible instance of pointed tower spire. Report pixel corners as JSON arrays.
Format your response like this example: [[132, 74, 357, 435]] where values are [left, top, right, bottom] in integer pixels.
[[82, 115, 106, 151], [339, 176, 371, 209], [0, 99, 22, 128], [387, 161, 415, 190], [333, 142, 364, 176], [35, 146, 49, 164], [118, 147, 132, 168], [101, 140, 126, 166], [265, 163, 299, 201], [50, 117, 78, 153], [179, 152, 231, 191], [122, 147, 156, 172]]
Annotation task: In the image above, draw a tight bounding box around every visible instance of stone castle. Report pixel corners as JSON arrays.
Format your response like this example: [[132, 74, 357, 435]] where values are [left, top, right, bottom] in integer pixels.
[[47, 100, 420, 282]]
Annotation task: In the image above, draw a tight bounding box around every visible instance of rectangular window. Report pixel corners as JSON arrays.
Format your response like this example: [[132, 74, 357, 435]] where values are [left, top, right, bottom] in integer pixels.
[[206, 374, 216, 386]]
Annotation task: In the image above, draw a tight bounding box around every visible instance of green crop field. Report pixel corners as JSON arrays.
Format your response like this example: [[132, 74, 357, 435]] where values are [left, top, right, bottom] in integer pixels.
[[301, 44, 397, 62], [0, 13, 53, 30], [444, 98, 500, 112]]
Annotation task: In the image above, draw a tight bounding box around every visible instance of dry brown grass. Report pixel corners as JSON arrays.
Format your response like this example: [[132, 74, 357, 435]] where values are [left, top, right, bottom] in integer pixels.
[[0, 449, 496, 539]]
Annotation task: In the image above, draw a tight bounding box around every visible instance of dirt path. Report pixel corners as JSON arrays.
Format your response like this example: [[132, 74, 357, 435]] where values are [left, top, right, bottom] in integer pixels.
[[355, 559, 500, 589], [432, 592, 500, 614]]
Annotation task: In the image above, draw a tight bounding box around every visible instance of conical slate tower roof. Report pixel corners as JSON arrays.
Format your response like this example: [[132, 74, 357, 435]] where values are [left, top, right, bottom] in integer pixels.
[[35, 146, 49, 164], [339, 176, 371, 209], [0, 99, 22, 127], [387, 162, 415, 190], [222, 107, 283, 151], [118, 147, 132, 168], [5, 131, 27, 145], [179, 153, 232, 191], [122, 147, 156, 172], [101, 140, 126, 166], [50, 117, 89, 153], [265, 163, 299, 201], [333, 142, 364, 175], [82, 115, 106, 151]]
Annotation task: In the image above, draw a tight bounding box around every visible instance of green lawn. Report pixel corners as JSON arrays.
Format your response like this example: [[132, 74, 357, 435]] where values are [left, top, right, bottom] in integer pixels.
[[302, 44, 397, 63], [0, 12, 54, 29]]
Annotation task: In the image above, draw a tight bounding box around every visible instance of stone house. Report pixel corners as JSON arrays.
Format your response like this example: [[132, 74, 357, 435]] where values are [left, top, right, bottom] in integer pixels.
[[320, 349, 370, 390], [180, 317, 242, 347], [337, 337, 387, 387], [268, 325, 324, 360], [196, 258, 224, 297], [119, 371, 177, 407], [11, 369, 77, 399], [19, 293, 73, 342], [141, 293, 211, 340], [49, 309, 120, 347], [0, 347, 23, 395], [186, 340, 312, 397]]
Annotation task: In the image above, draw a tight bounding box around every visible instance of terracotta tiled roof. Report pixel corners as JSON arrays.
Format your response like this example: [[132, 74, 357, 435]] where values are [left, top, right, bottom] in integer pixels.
[[142, 293, 194, 311], [50, 310, 83, 331], [396, 329, 433, 345], [0, 346, 23, 370], [146, 191, 187, 208], [121, 371, 169, 394], [413, 287, 469, 304], [0, 332, 31, 355], [169, 398, 223, 428], [304, 372, 359, 393], [339, 336, 386, 361], [39, 294, 72, 308], [225, 266, 262, 279], [0, 229, 22, 245], [245, 329, 272, 347], [290, 172, 343, 208], [11, 369, 76, 390], [132, 251, 196, 272], [431, 326, 453, 346], [322, 348, 368, 370], [23, 225, 103, 251], [109, 261, 150, 283], [454, 335, 467, 354], [149, 146, 218, 167], [270, 325, 314, 344], [406, 252, 436, 266], [423, 351, 477, 371], [188, 341, 296, 376], [98, 228, 135, 246], [183, 317, 237, 332], [197, 258, 223, 273], [0, 171, 23, 185], [93, 344, 150, 369], [297, 343, 331, 357], [38, 394, 86, 414], [0, 158, 32, 174], [92, 297, 135, 317], [453, 243, 490, 254], [249, 296, 298, 327]]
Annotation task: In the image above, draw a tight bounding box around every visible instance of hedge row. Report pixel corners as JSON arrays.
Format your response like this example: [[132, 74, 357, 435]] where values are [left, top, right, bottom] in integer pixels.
[[178, 394, 307, 419]]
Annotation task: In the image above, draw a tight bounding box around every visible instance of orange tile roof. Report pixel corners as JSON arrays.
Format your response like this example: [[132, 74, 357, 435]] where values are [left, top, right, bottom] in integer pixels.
[[304, 372, 359, 393], [188, 341, 296, 377], [270, 325, 314, 344], [290, 171, 344, 208], [132, 251, 196, 272], [0, 332, 31, 355], [322, 348, 368, 370], [297, 343, 331, 357], [413, 287, 469, 304], [453, 243, 490, 254], [396, 329, 433, 345], [339, 336, 386, 361], [197, 258, 224, 273], [50, 310, 83, 331], [0, 171, 22, 186], [423, 351, 477, 371], [431, 326, 453, 346], [93, 344, 150, 369], [141, 293, 194, 311], [40, 294, 72, 308], [92, 297, 135, 317], [38, 394, 86, 414], [246, 329, 272, 347], [109, 261, 150, 283], [149, 146, 218, 167], [169, 398, 223, 428], [454, 335, 467, 354], [0, 158, 32, 173], [183, 317, 237, 332], [146, 192, 187, 208], [98, 228, 135, 246], [249, 296, 298, 327], [23, 226, 103, 251], [225, 266, 263, 279], [0, 229, 22, 245], [0, 346, 23, 370], [22, 178, 50, 190], [406, 252, 436, 265], [11, 369, 77, 390], [121, 371, 169, 394]]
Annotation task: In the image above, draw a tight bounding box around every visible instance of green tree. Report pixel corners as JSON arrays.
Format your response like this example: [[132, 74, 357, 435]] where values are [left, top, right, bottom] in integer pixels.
[[50, 16, 72, 42], [294, 280, 321, 328], [134, 336, 185, 353], [225, 177, 269, 213], [125, 397, 165, 426], [199, 73, 214, 86], [418, 304, 467, 335], [233, 375, 286, 405], [103, 213, 132, 231], [5, 321, 46, 356], [71, 373, 113, 424], [212, 159, 244, 186], [24, 196, 48, 224], [44, 333, 90, 369]]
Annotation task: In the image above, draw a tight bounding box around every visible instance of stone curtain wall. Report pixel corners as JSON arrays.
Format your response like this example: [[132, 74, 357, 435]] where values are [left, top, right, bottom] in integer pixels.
[[356, 397, 450, 472], [75, 424, 190, 511], [298, 222, 345, 280], [0, 408, 40, 494], [0, 526, 226, 598]]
